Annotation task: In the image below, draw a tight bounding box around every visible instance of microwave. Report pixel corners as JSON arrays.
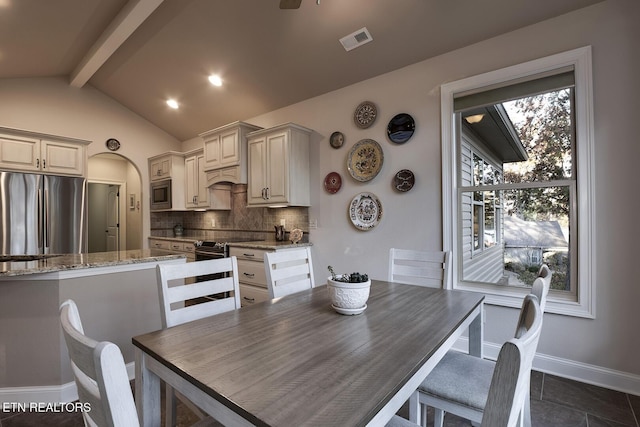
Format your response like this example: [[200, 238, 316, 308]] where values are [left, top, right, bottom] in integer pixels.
[[150, 179, 172, 211]]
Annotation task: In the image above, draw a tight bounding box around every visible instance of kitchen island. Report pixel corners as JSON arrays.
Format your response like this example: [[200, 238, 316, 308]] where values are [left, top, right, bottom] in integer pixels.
[[0, 250, 186, 404]]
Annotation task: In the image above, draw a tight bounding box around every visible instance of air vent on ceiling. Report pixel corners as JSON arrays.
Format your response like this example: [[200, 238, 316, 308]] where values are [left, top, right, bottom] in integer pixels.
[[339, 27, 373, 52]]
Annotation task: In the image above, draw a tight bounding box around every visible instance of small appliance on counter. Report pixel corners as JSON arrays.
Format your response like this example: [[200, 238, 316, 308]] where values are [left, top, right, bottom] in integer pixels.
[[275, 225, 286, 241], [173, 224, 184, 237]]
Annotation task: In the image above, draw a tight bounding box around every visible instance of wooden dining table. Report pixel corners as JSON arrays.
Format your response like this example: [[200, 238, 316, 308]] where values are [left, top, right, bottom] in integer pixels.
[[133, 280, 484, 427]]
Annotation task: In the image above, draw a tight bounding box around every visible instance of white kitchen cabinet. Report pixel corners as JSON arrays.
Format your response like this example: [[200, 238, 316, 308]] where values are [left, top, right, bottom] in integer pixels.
[[229, 245, 312, 307], [185, 149, 231, 210], [0, 129, 89, 176], [149, 151, 183, 181], [247, 123, 312, 207], [149, 238, 196, 262], [229, 246, 271, 307], [199, 121, 262, 184]]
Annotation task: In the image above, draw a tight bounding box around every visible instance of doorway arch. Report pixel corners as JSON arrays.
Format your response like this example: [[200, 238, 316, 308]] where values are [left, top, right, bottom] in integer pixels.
[[87, 153, 143, 251]]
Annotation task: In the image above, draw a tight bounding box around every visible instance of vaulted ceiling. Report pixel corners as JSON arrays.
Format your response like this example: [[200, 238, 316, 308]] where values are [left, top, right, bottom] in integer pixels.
[[0, 0, 603, 140]]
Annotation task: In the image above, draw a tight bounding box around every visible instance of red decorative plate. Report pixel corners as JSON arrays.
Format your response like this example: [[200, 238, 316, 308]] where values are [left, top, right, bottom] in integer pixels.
[[324, 172, 342, 194]]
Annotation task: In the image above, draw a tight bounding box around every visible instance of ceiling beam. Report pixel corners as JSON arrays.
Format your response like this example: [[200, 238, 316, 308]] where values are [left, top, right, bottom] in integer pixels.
[[70, 0, 165, 88]]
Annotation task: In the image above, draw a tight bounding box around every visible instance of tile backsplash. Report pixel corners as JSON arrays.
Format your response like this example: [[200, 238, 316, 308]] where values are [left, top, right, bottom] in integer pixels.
[[150, 184, 309, 241]]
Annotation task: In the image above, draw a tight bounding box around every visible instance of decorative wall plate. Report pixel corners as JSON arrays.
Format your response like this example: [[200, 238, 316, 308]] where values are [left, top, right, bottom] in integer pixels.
[[387, 113, 415, 144], [330, 131, 345, 149], [347, 139, 384, 182], [324, 172, 342, 194], [290, 228, 303, 244], [394, 169, 415, 192], [349, 192, 382, 231], [106, 138, 121, 151], [354, 101, 378, 129]]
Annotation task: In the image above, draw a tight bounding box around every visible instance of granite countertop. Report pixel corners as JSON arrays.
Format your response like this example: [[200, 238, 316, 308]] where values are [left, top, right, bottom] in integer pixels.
[[0, 250, 185, 277], [226, 240, 312, 250], [148, 236, 312, 250]]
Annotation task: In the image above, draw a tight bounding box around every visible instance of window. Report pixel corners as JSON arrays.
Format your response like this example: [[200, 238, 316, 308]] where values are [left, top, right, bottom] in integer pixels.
[[441, 47, 595, 318]]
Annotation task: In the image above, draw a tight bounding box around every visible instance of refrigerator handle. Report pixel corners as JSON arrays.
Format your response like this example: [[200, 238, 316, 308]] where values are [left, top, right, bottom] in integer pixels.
[[44, 188, 49, 250], [38, 189, 43, 249]]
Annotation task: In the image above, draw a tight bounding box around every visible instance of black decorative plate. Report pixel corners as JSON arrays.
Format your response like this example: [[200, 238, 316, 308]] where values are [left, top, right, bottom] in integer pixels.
[[394, 169, 415, 192], [330, 131, 345, 149], [387, 113, 415, 144], [106, 138, 121, 151]]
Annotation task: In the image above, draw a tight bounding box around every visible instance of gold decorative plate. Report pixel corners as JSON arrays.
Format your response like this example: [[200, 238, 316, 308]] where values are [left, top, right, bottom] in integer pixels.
[[347, 139, 384, 182]]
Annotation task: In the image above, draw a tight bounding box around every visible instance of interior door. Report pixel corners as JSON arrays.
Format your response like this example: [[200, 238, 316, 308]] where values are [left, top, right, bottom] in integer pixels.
[[106, 185, 120, 251]]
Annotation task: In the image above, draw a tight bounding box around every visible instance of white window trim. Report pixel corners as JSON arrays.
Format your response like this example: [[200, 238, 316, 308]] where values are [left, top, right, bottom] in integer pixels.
[[441, 46, 596, 318]]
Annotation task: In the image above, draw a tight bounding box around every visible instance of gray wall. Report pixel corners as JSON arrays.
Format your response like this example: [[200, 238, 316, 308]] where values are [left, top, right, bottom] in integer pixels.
[[241, 0, 640, 391], [0, 0, 637, 393]]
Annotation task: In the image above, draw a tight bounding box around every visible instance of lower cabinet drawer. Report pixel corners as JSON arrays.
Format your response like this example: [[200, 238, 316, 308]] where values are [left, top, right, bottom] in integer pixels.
[[236, 259, 267, 288], [240, 284, 269, 307], [229, 247, 270, 262], [150, 240, 170, 250]]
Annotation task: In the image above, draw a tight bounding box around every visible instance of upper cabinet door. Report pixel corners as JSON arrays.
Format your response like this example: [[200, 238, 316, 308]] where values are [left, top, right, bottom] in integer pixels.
[[247, 135, 268, 205], [41, 139, 85, 176], [264, 130, 289, 204], [200, 121, 262, 184], [246, 123, 312, 207], [203, 133, 222, 170], [219, 129, 241, 167], [0, 131, 88, 176], [0, 133, 40, 172]]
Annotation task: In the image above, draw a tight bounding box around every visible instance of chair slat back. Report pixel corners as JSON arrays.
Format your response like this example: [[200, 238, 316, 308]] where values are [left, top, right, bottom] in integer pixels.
[[60, 300, 139, 427], [531, 264, 552, 312], [156, 257, 241, 328], [482, 295, 543, 426], [264, 247, 315, 299], [388, 249, 450, 288]]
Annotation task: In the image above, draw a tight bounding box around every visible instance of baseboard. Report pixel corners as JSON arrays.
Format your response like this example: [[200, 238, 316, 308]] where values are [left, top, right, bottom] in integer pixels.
[[452, 338, 640, 396], [0, 362, 136, 405]]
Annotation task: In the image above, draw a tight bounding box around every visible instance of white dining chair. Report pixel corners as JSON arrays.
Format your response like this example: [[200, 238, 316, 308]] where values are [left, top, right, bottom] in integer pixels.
[[388, 296, 542, 427], [264, 247, 315, 299], [416, 267, 549, 427], [60, 299, 139, 427], [388, 248, 450, 288], [156, 257, 241, 426]]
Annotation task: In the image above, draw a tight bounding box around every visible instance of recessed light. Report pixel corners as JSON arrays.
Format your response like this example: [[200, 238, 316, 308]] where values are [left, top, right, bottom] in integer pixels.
[[166, 99, 179, 109], [208, 75, 223, 87]]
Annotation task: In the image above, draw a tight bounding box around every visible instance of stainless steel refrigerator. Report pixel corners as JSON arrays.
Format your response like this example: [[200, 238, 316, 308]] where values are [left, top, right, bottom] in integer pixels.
[[0, 172, 87, 255]]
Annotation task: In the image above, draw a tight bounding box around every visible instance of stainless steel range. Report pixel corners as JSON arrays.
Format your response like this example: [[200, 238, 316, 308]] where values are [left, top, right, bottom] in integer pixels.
[[194, 241, 227, 261], [192, 239, 256, 299], [194, 238, 257, 261]]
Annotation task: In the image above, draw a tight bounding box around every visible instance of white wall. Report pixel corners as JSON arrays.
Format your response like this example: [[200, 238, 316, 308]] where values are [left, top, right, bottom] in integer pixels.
[[242, 0, 640, 392], [0, 77, 181, 243]]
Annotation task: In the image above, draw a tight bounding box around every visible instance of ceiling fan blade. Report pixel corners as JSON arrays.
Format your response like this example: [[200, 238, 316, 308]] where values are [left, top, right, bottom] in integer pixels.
[[280, 0, 302, 9]]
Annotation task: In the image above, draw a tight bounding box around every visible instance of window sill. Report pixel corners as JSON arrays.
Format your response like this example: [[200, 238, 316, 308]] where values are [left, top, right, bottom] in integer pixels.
[[454, 281, 595, 319]]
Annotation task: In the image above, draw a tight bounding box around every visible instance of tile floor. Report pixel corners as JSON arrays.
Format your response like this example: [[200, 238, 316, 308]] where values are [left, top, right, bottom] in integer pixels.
[[1, 371, 638, 426]]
